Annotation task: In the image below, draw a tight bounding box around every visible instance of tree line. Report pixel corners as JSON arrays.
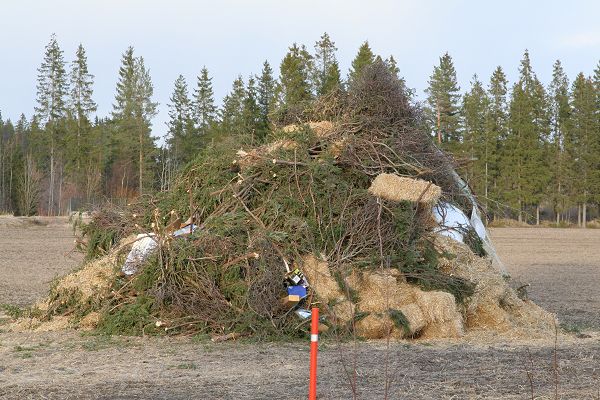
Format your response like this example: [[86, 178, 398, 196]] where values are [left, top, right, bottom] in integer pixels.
[[0, 33, 598, 225]]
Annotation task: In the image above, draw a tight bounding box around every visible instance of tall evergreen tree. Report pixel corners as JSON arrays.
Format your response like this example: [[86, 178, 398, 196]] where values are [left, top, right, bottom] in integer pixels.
[[462, 75, 490, 199], [167, 75, 195, 166], [257, 60, 276, 141], [242, 77, 261, 141], [485, 66, 509, 212], [313, 33, 342, 96], [568, 73, 598, 227], [221, 76, 246, 135], [279, 44, 313, 109], [348, 41, 375, 84], [503, 50, 550, 222], [192, 67, 217, 135], [35, 33, 69, 215], [547, 60, 571, 222], [424, 52, 461, 148], [68, 43, 97, 180], [112, 48, 158, 195]]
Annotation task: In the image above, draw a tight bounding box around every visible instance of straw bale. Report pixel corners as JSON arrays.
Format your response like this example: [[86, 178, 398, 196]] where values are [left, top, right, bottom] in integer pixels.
[[399, 303, 426, 336], [282, 121, 335, 138], [346, 269, 413, 313], [420, 319, 464, 339], [6, 317, 42, 332], [413, 289, 463, 327], [368, 174, 441, 204], [355, 313, 399, 339], [301, 255, 343, 303], [435, 234, 556, 335], [331, 300, 355, 324]]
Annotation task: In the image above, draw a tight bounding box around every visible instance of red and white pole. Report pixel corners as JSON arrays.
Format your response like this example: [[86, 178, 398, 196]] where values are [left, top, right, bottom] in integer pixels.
[[309, 307, 319, 400]]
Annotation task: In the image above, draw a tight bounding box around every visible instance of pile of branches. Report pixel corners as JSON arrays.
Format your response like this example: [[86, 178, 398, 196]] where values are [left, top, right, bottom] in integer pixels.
[[76, 60, 474, 338]]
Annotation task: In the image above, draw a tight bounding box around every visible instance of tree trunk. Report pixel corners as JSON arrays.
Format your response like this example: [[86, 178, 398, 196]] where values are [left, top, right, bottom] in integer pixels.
[[583, 202, 587, 228], [536, 205, 540, 226], [48, 146, 54, 216], [577, 204, 582, 227], [139, 123, 143, 195]]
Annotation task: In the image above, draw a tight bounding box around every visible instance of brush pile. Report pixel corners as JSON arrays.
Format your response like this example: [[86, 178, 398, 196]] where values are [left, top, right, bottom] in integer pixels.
[[15, 61, 555, 340]]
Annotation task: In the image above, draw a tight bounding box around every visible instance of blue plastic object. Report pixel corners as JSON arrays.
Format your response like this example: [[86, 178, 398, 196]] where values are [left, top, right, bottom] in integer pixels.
[[287, 285, 307, 298]]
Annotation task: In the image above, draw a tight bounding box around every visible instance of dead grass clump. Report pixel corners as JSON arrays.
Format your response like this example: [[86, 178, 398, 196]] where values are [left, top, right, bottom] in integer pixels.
[[368, 174, 442, 204]]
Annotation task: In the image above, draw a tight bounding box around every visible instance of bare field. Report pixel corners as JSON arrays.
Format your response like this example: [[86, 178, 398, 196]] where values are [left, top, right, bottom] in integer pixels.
[[1, 222, 599, 399]]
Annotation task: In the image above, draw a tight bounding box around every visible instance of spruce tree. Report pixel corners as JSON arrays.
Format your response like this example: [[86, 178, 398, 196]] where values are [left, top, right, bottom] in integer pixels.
[[313, 33, 342, 96], [242, 76, 262, 142], [424, 52, 461, 148], [112, 48, 158, 195], [35, 33, 69, 215], [547, 60, 571, 222], [503, 50, 550, 222], [569, 73, 598, 227], [348, 41, 375, 84], [221, 76, 246, 135], [485, 66, 509, 212], [257, 61, 276, 140], [192, 67, 217, 135], [167, 75, 195, 166], [68, 43, 97, 179], [462, 75, 490, 199], [279, 44, 313, 109]]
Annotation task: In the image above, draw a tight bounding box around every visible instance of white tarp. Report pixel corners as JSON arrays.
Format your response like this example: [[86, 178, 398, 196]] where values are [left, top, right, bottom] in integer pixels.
[[122, 234, 158, 276], [122, 224, 198, 276], [433, 201, 506, 275]]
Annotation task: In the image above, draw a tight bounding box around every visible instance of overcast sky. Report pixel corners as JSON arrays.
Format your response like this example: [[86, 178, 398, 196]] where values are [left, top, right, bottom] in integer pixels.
[[1, 0, 599, 140]]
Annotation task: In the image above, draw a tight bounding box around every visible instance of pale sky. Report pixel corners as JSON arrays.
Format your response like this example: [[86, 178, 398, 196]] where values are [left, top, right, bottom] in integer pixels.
[[1, 0, 599, 140]]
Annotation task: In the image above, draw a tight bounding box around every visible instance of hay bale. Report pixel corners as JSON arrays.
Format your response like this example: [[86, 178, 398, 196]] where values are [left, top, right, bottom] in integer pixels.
[[411, 288, 464, 338], [282, 121, 335, 137], [368, 174, 441, 204], [435, 234, 556, 336], [331, 300, 355, 324], [399, 303, 426, 336], [301, 255, 343, 303], [355, 313, 397, 339], [346, 269, 413, 313]]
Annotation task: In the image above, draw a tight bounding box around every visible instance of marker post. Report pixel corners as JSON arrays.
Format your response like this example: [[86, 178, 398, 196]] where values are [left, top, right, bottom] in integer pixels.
[[309, 307, 319, 400]]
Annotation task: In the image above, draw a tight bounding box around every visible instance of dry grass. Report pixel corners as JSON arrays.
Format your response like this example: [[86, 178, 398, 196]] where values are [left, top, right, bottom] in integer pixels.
[[368, 173, 441, 204]]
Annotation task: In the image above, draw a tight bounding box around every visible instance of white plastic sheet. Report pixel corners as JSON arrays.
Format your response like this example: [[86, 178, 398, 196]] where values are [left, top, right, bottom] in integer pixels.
[[122, 234, 158, 276]]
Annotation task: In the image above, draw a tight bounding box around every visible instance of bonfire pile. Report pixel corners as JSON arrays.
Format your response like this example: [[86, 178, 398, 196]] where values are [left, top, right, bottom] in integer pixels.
[[8, 61, 556, 340]]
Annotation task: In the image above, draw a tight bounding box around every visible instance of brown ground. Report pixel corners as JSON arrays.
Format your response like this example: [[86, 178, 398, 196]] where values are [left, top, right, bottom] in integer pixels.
[[1, 222, 599, 399]]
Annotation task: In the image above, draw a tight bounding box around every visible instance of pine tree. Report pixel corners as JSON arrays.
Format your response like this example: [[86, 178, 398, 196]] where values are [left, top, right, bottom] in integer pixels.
[[462, 75, 490, 199], [257, 61, 276, 141], [313, 33, 342, 96], [35, 33, 69, 215], [279, 44, 313, 109], [568, 73, 598, 227], [547, 60, 571, 222], [221, 76, 246, 135], [348, 41, 375, 84], [425, 52, 461, 148], [192, 67, 217, 135], [167, 75, 195, 166]]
